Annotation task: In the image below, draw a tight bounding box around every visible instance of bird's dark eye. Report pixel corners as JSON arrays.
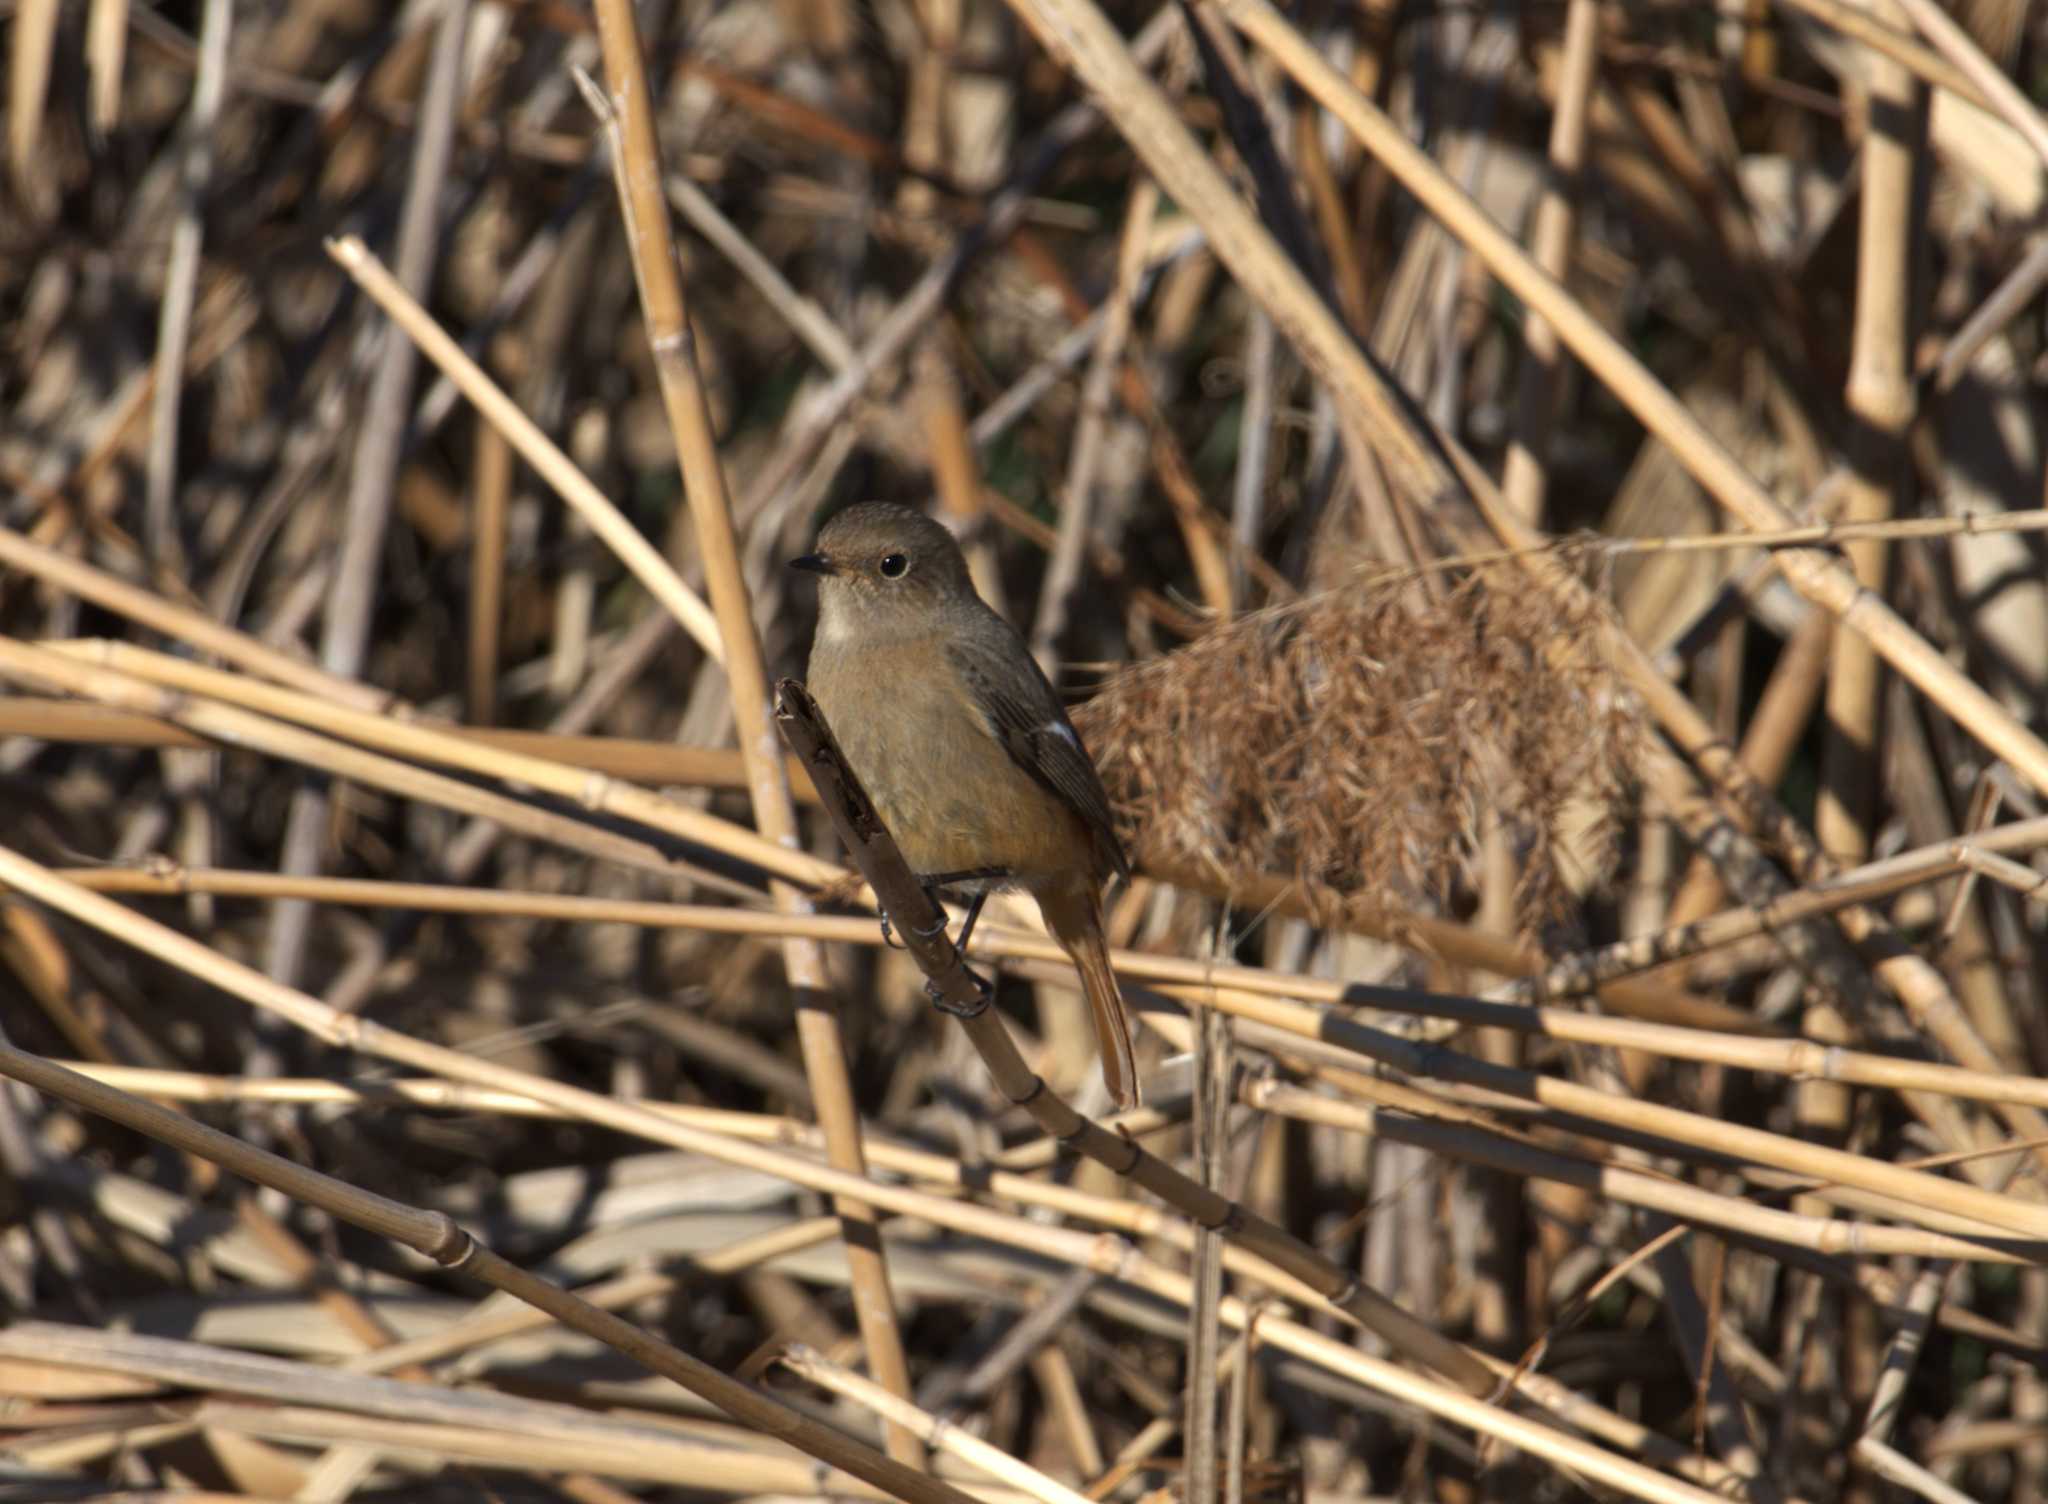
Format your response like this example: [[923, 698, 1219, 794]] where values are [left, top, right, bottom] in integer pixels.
[[878, 553, 909, 579]]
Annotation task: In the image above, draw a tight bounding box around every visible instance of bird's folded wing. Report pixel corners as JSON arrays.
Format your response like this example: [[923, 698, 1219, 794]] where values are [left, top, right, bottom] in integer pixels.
[[944, 635, 1130, 879]]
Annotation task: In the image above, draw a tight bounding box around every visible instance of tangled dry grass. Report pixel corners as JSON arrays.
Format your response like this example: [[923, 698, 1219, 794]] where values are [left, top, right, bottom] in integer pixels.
[[1078, 559, 1642, 927]]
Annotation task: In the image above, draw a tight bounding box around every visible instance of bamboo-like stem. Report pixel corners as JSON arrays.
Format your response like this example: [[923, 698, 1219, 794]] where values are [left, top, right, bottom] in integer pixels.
[[1893, 0, 2048, 171], [323, 235, 721, 664], [271, 0, 470, 986], [50, 839, 2048, 1113], [1031, 178, 1160, 668], [781, 1344, 1094, 1504], [142, 0, 231, 583], [1662, 611, 1833, 927], [1246, 1079, 2038, 1265], [1213, 0, 2048, 808], [341, 1218, 843, 1375], [1499, 0, 1597, 528], [576, 4, 918, 1455], [1774, 0, 1990, 111], [1816, 10, 1922, 868], [996, 0, 1453, 516], [0, 526, 383, 707], [1518, 812, 2048, 1000], [17, 639, 830, 890], [0, 1045, 976, 1504], [666, 173, 859, 373], [0, 697, 821, 796], [467, 417, 510, 725], [917, 336, 1007, 610], [0, 639, 760, 894]]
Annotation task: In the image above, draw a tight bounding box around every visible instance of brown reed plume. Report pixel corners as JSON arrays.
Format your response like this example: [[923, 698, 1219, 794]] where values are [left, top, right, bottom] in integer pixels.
[[1073, 558, 1643, 927]]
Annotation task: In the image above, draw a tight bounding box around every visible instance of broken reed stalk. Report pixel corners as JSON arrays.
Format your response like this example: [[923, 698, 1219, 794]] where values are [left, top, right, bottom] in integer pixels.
[[581, 0, 919, 1457], [770, 678, 1495, 1397], [0, 1044, 975, 1504]]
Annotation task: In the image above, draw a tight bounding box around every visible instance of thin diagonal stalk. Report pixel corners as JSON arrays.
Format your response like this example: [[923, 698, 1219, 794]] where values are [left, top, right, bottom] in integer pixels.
[[578, 4, 919, 1458], [0, 1045, 975, 1504], [772, 677, 1497, 1395]]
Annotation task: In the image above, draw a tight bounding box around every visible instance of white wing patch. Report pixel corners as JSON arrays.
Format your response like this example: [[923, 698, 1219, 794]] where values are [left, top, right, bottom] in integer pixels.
[[1044, 720, 1082, 750]]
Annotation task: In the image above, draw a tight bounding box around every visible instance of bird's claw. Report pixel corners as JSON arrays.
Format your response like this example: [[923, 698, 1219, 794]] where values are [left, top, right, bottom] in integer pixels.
[[882, 908, 954, 953], [928, 968, 994, 1019]]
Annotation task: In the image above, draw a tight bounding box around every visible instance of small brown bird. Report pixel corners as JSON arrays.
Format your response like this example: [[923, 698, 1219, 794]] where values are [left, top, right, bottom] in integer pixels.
[[793, 502, 1140, 1109]]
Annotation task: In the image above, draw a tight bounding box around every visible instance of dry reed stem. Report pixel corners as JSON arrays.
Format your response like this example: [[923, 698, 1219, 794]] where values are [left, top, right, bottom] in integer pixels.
[[467, 417, 511, 724], [22, 639, 830, 889], [1776, 0, 1993, 109], [323, 235, 722, 662], [1817, 13, 1921, 867], [0, 526, 384, 708], [780, 1344, 1094, 1504], [578, 16, 919, 1448], [142, 0, 230, 585], [1032, 177, 1160, 667], [999, 0, 1452, 516], [6, 0, 59, 212], [1246, 1079, 2037, 1265], [1895, 0, 2048, 169], [0, 697, 822, 795], [1500, 0, 1598, 528], [42, 874, 2048, 1116], [0, 1054, 974, 1504], [0, 639, 757, 893], [1521, 813, 2048, 999], [267, 0, 471, 986]]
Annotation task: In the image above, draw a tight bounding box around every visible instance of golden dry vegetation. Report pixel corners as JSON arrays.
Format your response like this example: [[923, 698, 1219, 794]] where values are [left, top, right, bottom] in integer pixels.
[[1, 1, 2047, 1502]]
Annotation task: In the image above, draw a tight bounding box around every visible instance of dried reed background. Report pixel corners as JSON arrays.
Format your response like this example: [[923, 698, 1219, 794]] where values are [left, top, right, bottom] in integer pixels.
[[1, 0, 2046, 1501]]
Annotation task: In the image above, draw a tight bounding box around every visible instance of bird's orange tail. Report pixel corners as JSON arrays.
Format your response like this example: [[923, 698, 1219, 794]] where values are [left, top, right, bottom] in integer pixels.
[[1036, 879, 1140, 1111]]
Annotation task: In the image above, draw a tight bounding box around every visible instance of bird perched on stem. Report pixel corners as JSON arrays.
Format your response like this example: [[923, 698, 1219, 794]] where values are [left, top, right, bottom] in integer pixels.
[[792, 502, 1140, 1110]]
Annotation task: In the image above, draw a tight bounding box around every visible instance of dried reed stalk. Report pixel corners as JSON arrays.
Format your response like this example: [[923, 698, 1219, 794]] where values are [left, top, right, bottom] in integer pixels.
[[0, 1046, 973, 1504], [581, 3, 918, 1448]]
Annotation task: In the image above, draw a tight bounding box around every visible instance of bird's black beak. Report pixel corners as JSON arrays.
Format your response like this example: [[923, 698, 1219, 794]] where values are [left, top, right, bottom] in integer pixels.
[[788, 552, 837, 576]]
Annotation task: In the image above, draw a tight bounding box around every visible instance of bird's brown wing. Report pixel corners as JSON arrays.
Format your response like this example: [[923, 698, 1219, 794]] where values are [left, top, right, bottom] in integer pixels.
[[945, 633, 1131, 881]]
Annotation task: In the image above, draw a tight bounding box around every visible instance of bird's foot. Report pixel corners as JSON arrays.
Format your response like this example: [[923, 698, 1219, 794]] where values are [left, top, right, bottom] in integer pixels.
[[880, 907, 954, 952], [927, 968, 994, 1019]]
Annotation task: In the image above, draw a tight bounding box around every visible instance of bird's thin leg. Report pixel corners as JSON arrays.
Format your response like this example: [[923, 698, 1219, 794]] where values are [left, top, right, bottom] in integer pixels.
[[925, 890, 994, 1018], [951, 891, 988, 957]]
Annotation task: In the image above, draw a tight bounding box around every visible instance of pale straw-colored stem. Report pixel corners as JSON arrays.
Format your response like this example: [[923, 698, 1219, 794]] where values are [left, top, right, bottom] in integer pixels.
[[1817, 6, 1921, 866], [781, 1344, 1095, 1504], [1893, 0, 2048, 171], [1499, 0, 1597, 528], [1031, 178, 1159, 669], [575, 6, 918, 1456], [323, 235, 720, 664], [37, 639, 833, 889]]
